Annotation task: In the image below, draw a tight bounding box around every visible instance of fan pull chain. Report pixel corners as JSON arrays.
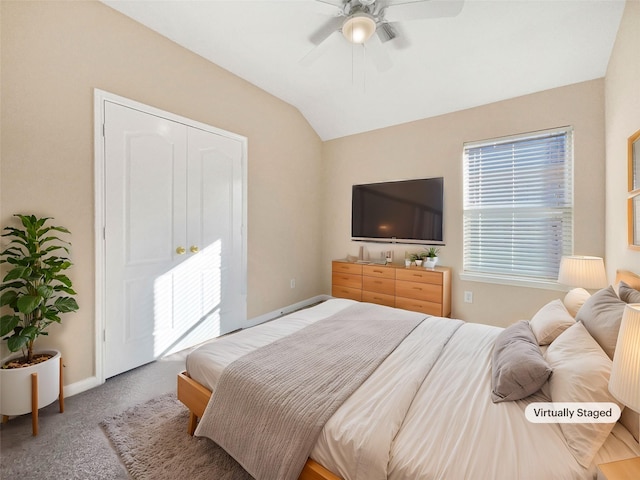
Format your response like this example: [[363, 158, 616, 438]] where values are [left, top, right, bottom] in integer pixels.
[[350, 43, 367, 92]]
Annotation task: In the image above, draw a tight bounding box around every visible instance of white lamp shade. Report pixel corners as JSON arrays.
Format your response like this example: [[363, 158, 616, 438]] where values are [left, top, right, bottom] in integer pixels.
[[557, 255, 607, 289], [609, 303, 640, 412], [342, 13, 376, 44]]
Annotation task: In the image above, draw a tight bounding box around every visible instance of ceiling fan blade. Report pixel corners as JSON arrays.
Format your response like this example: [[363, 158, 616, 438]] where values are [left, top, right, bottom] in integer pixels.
[[376, 22, 397, 43], [309, 16, 344, 46], [385, 22, 411, 49], [300, 29, 343, 67], [366, 32, 393, 72], [381, 0, 464, 22], [376, 21, 411, 49]]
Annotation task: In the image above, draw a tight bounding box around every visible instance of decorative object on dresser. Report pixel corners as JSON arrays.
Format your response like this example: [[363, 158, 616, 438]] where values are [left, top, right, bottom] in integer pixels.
[[331, 260, 451, 316], [0, 214, 79, 435], [422, 247, 440, 269]]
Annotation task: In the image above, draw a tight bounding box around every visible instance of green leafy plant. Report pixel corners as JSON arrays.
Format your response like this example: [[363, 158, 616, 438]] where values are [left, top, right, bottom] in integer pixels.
[[0, 214, 79, 364], [424, 247, 440, 258]]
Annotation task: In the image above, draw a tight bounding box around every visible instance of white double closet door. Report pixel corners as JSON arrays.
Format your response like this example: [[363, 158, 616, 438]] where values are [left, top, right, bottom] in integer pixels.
[[103, 101, 245, 378]]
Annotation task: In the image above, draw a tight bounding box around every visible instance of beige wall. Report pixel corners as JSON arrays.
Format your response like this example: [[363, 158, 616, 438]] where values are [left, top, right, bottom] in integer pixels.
[[0, 1, 323, 386], [2, 0, 632, 389], [321, 79, 606, 327], [605, 0, 640, 278]]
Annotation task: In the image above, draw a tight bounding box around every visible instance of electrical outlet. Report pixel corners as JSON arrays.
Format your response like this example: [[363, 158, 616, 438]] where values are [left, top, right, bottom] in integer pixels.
[[290, 278, 296, 289], [464, 291, 473, 303]]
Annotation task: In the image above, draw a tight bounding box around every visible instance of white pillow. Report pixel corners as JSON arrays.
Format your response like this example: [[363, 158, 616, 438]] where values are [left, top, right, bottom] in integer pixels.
[[545, 322, 621, 468], [563, 288, 591, 317], [529, 299, 575, 345]]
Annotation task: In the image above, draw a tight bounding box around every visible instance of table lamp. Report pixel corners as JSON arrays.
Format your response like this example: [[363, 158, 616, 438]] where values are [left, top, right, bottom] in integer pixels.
[[609, 303, 640, 411], [557, 255, 607, 290]]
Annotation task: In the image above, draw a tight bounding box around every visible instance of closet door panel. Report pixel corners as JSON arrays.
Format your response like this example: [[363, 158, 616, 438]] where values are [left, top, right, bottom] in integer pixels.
[[103, 100, 245, 379], [104, 101, 187, 378], [186, 128, 243, 335], [126, 134, 181, 265]]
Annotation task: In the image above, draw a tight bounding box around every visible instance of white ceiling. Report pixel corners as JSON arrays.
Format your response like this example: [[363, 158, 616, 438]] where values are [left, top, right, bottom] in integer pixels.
[[102, 0, 625, 140]]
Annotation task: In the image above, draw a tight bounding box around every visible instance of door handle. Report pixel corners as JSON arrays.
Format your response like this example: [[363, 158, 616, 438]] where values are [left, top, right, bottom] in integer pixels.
[[176, 246, 186, 255], [190, 245, 199, 253]]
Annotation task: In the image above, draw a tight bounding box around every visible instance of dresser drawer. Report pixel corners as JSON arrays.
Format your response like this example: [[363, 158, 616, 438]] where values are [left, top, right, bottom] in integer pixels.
[[395, 297, 443, 316], [363, 275, 395, 295], [332, 285, 362, 301], [362, 264, 396, 279], [396, 268, 442, 285], [332, 272, 362, 289], [362, 291, 395, 307], [396, 280, 442, 303], [332, 261, 363, 275]]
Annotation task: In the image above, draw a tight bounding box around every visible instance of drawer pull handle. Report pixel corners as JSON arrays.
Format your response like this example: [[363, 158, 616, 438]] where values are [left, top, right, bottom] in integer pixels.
[[373, 269, 383, 273], [413, 286, 423, 290]]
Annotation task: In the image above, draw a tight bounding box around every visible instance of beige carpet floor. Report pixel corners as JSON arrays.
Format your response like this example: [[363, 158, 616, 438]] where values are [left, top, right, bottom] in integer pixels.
[[100, 393, 253, 480], [1, 353, 188, 479]]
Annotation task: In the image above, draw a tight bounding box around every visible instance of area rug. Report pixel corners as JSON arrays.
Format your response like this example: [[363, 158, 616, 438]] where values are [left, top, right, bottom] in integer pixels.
[[100, 393, 253, 480]]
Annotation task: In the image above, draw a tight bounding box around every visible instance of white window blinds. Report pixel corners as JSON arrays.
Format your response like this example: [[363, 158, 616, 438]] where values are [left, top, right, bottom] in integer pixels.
[[463, 127, 573, 282]]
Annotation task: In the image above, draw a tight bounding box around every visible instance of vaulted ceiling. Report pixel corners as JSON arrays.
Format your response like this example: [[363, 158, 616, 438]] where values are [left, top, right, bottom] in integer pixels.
[[102, 0, 625, 140]]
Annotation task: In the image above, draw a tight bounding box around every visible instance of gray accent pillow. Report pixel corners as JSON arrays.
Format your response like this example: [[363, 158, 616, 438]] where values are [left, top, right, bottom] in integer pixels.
[[619, 280, 640, 303], [491, 320, 552, 403], [574, 286, 625, 359]]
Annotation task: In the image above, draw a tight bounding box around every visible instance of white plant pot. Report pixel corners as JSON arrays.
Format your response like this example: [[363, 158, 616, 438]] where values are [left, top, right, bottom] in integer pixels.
[[415, 259, 423, 266], [424, 256, 439, 269], [0, 349, 61, 416]]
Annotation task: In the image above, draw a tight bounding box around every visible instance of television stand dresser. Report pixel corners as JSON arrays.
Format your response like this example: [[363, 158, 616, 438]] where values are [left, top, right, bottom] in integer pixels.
[[331, 260, 451, 317]]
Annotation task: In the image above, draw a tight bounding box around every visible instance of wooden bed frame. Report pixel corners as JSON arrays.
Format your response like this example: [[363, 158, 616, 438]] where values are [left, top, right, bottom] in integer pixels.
[[616, 269, 640, 289], [177, 371, 340, 480]]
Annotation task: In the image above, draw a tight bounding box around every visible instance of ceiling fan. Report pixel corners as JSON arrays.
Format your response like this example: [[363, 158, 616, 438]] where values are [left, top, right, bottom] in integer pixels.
[[301, 0, 464, 71]]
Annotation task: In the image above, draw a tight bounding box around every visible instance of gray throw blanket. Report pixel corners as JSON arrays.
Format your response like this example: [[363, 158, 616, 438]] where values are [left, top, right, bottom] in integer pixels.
[[195, 302, 427, 480]]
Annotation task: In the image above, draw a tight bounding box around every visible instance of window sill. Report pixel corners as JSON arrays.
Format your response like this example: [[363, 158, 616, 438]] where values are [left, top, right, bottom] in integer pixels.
[[459, 272, 567, 291]]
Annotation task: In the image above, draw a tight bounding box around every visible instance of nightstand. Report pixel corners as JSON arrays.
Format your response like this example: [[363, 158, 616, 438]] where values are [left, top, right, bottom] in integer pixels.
[[597, 457, 640, 480]]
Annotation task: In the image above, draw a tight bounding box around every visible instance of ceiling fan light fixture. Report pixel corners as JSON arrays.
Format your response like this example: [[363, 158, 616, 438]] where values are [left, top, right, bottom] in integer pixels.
[[342, 13, 376, 44]]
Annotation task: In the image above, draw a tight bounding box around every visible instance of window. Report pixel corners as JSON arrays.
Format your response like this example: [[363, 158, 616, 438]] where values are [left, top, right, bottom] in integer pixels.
[[463, 127, 573, 286]]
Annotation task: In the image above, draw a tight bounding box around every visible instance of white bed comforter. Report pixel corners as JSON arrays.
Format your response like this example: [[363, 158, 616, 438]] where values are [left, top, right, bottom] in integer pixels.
[[186, 299, 640, 480]]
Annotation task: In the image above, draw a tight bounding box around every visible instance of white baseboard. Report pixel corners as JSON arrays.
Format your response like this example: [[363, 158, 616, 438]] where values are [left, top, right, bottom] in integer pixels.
[[244, 295, 332, 328], [63, 375, 102, 398]]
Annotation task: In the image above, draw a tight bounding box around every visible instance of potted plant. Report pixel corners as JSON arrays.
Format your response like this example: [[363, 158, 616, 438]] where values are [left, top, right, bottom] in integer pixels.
[[0, 214, 78, 424], [409, 253, 422, 266], [423, 247, 440, 269]]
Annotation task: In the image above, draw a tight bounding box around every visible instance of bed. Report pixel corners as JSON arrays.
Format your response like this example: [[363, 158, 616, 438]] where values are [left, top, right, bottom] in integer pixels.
[[177, 270, 640, 480]]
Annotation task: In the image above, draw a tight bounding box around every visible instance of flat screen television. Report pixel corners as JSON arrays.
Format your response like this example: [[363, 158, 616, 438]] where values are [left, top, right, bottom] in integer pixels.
[[352, 177, 444, 245]]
